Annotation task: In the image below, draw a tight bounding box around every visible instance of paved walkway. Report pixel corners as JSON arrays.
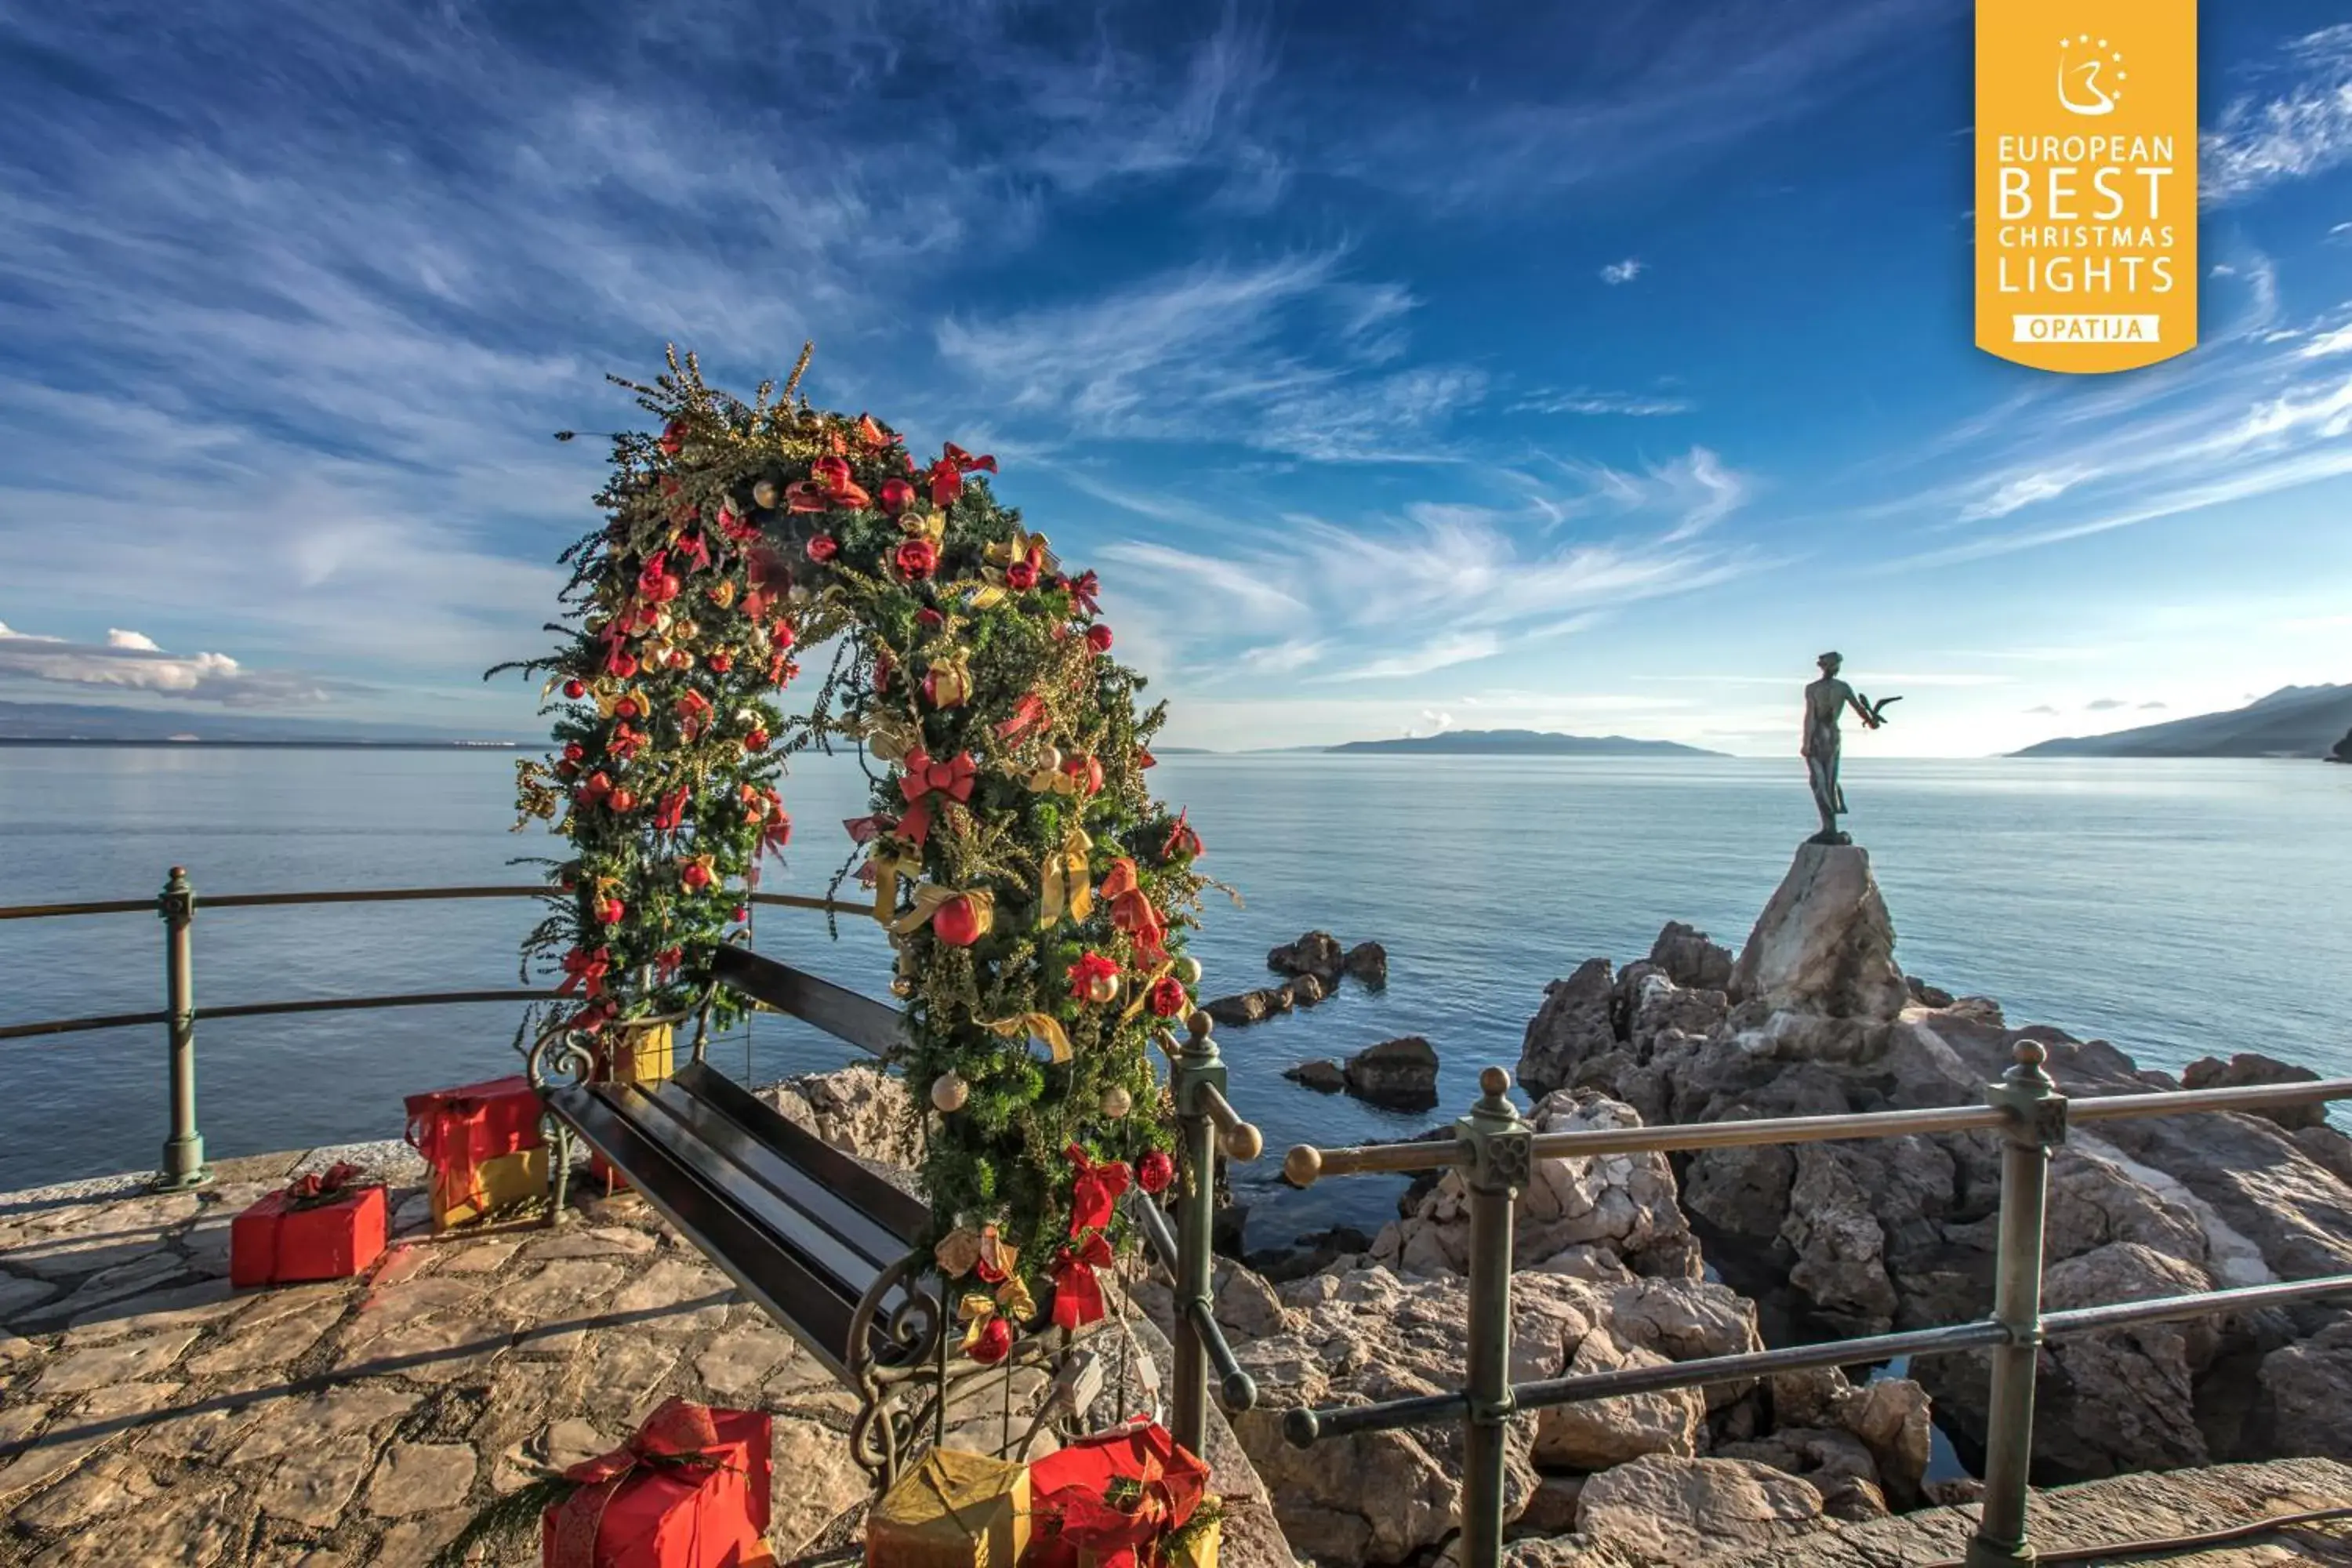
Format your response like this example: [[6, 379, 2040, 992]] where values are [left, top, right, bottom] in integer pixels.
[[0, 1145, 1289, 1568]]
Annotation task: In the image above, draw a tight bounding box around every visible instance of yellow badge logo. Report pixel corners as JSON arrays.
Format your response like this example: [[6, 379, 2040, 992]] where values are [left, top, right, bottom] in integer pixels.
[[1976, 0, 2198, 372]]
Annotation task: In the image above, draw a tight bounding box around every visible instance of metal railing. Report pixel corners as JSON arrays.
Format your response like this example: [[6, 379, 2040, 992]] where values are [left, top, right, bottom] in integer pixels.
[[1280, 1051, 2352, 1568], [0, 866, 865, 1191], [0, 866, 1265, 1465]]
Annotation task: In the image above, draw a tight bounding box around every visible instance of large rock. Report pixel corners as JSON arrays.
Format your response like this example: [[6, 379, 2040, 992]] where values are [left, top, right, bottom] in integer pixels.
[[1729, 843, 1907, 1028], [1345, 942, 1390, 988], [2181, 1052, 2327, 1131], [1530, 1328, 1704, 1471], [1344, 1037, 1441, 1112], [757, 1065, 916, 1167], [1519, 960, 1617, 1098], [1283, 1060, 1345, 1094], [1570, 1455, 1828, 1562], [1648, 922, 1734, 993], [1374, 1091, 1704, 1282]]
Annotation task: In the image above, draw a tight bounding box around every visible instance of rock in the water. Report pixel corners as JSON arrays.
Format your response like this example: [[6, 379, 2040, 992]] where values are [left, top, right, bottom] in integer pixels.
[[1269, 931, 1345, 985], [1203, 988, 1293, 1028], [1519, 959, 1617, 1098], [1730, 843, 1907, 1026], [1344, 1036, 1441, 1112], [1283, 1060, 1345, 1094], [1283, 974, 1328, 1008], [1648, 922, 1734, 993], [2181, 1052, 2327, 1131], [1345, 941, 1390, 988], [1570, 1455, 1828, 1563]]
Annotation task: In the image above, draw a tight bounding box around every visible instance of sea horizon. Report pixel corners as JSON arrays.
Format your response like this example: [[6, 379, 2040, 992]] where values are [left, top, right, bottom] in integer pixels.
[[4, 745, 2346, 1244]]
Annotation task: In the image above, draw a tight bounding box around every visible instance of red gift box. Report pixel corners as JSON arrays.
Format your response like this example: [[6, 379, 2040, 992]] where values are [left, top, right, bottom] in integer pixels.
[[230, 1166, 388, 1287], [1023, 1422, 1212, 1568], [403, 1074, 546, 1225], [542, 1399, 771, 1568]]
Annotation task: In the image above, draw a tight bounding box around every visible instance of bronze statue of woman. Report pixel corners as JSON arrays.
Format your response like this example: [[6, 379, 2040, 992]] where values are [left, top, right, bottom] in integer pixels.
[[1803, 652, 1899, 844]]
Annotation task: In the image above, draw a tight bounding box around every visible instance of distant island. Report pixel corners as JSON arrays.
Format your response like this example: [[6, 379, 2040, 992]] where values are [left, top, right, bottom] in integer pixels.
[[1326, 728, 1724, 757], [2012, 684, 2352, 759]]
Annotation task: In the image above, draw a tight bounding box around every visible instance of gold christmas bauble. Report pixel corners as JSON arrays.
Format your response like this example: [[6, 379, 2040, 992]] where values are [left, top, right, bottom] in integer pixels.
[[1086, 972, 1120, 1006], [752, 479, 781, 509], [1038, 745, 1063, 773], [891, 976, 916, 998], [1176, 956, 1203, 985], [931, 1072, 969, 1113], [1099, 1084, 1132, 1119]]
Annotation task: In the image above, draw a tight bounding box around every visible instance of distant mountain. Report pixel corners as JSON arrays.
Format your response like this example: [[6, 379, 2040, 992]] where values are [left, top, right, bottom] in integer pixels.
[[1327, 728, 1723, 757], [0, 700, 527, 746], [2013, 685, 2352, 759]]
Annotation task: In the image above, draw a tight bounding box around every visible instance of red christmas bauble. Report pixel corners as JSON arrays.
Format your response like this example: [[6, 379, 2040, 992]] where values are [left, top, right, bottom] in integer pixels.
[[1147, 975, 1189, 1018], [562, 742, 586, 763], [615, 698, 642, 720], [1086, 624, 1114, 654], [610, 652, 638, 680], [609, 788, 637, 813], [931, 895, 987, 948], [967, 1316, 1014, 1366], [681, 861, 713, 891], [894, 538, 939, 582], [806, 535, 839, 563], [706, 652, 732, 673], [1138, 1150, 1175, 1196], [733, 906, 750, 923], [1005, 561, 1038, 591], [775, 621, 797, 650], [596, 897, 626, 925], [744, 729, 771, 753], [562, 679, 586, 699]]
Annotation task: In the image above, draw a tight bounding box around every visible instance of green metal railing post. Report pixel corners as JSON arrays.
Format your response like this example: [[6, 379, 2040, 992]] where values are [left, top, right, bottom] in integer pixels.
[[1965, 1040, 2067, 1567], [1167, 1011, 1227, 1457], [1457, 1065, 1533, 1568], [154, 866, 212, 1192]]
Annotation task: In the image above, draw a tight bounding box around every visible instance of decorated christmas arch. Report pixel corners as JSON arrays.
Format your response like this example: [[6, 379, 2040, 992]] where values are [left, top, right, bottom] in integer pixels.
[[504, 345, 1209, 1352]]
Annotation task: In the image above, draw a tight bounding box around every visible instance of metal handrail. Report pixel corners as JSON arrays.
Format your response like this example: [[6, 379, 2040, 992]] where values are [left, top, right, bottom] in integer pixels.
[[1279, 1054, 2352, 1568], [0, 868, 874, 1192]]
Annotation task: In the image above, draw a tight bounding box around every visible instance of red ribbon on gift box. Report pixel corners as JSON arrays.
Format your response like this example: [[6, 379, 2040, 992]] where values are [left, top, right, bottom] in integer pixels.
[[285, 1160, 366, 1210], [402, 1076, 543, 1223], [1032, 1421, 1212, 1568], [543, 1398, 771, 1568]]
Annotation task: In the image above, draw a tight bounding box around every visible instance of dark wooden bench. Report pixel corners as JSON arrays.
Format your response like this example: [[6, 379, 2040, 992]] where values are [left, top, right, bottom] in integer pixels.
[[528, 942, 1256, 1491]]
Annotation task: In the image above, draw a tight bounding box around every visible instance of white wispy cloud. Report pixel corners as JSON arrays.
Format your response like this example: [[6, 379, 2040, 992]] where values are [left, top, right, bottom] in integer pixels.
[[1323, 631, 1503, 681], [1955, 466, 2096, 522], [1514, 387, 1696, 416], [1599, 258, 1646, 285], [2204, 25, 2352, 205], [0, 622, 332, 706]]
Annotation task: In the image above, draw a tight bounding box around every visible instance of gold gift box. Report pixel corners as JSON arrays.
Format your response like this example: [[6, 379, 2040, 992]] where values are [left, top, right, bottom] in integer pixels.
[[866, 1448, 1031, 1568], [432, 1147, 550, 1229], [609, 1022, 674, 1085]]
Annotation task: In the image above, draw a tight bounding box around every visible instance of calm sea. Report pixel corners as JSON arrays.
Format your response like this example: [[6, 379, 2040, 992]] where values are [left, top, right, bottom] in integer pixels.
[[2, 746, 2346, 1243]]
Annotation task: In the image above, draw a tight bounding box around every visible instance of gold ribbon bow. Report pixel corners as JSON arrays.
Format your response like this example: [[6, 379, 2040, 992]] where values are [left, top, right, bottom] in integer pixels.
[[892, 883, 994, 939], [923, 651, 975, 710], [982, 1011, 1074, 1064], [862, 713, 920, 764], [1039, 825, 1094, 928], [956, 1272, 1036, 1353], [868, 842, 924, 922], [969, 526, 1058, 609]]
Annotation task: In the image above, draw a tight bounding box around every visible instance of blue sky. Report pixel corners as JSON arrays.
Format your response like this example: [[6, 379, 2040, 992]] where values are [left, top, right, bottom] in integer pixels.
[[1, 1, 2348, 756]]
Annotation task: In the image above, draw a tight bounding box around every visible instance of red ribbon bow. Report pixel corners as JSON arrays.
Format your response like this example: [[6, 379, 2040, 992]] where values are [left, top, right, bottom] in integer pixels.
[[1051, 1231, 1116, 1330], [1160, 809, 1202, 862], [895, 749, 975, 846], [995, 692, 1047, 743], [1037, 1424, 1210, 1568], [1099, 858, 1168, 964], [1067, 1142, 1133, 1236], [1066, 570, 1102, 617], [558, 946, 612, 998], [285, 1160, 365, 1208]]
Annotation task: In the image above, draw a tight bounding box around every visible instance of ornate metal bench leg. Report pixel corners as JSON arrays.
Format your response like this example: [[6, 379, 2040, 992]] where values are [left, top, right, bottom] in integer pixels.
[[547, 1120, 573, 1229]]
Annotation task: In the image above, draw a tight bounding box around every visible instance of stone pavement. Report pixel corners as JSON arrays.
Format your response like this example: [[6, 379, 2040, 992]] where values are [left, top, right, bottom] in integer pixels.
[[0, 1143, 1290, 1568]]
